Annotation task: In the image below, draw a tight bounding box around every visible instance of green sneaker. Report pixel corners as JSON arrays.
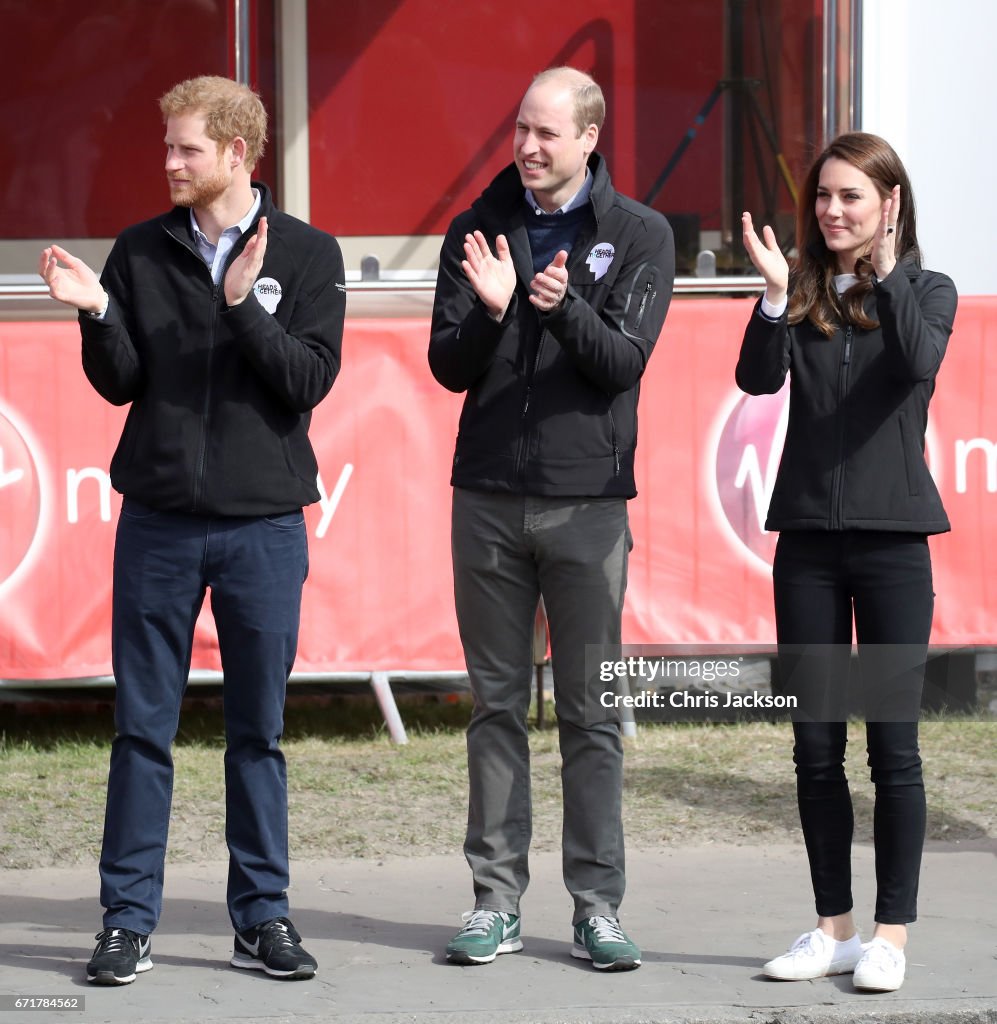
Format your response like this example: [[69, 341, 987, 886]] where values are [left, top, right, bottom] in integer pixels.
[[446, 910, 523, 965], [571, 916, 641, 971]]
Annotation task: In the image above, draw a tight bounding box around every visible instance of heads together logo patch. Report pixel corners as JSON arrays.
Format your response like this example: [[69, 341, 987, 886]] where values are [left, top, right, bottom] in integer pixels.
[[0, 402, 43, 592], [586, 243, 615, 281], [253, 277, 282, 314]]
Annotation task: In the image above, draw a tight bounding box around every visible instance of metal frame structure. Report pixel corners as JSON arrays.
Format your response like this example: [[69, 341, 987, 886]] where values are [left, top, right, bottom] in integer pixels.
[[0, 0, 865, 740]]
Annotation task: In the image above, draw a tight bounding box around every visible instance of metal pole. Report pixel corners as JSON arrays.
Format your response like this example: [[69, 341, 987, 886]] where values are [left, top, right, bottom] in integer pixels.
[[234, 0, 251, 85], [724, 0, 747, 257], [823, 0, 839, 145], [276, 0, 311, 221], [850, 0, 863, 130], [370, 671, 408, 745]]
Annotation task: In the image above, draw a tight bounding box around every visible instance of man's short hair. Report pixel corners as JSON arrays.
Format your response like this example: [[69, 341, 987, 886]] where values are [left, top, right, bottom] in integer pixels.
[[531, 67, 605, 135], [159, 76, 268, 171]]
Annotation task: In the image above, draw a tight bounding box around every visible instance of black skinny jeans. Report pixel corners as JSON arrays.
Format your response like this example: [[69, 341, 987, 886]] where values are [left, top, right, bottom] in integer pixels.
[[773, 530, 934, 925]]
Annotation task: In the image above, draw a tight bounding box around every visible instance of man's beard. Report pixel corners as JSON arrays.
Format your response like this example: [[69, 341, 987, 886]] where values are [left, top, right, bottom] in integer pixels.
[[169, 166, 229, 208]]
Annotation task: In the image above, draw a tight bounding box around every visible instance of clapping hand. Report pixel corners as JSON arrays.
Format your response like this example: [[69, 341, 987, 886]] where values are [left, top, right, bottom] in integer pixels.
[[39, 245, 106, 314], [225, 216, 268, 306], [529, 250, 569, 312], [871, 185, 900, 281], [461, 230, 516, 321], [742, 213, 789, 307]]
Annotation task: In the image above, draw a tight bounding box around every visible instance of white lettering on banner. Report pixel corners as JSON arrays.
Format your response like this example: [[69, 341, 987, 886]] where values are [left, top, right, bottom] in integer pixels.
[[66, 467, 113, 523], [315, 463, 353, 539], [955, 438, 997, 493], [0, 447, 26, 489], [62, 463, 355, 534]]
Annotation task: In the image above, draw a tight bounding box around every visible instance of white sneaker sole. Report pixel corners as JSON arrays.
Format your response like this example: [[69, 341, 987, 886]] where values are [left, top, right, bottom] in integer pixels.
[[230, 952, 316, 978], [854, 978, 903, 991], [87, 956, 153, 985], [446, 937, 523, 965], [763, 957, 860, 981], [854, 968, 904, 992], [571, 944, 641, 970]]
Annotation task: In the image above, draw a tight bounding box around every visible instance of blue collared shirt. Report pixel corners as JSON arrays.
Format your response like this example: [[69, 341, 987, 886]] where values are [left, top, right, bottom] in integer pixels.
[[190, 189, 262, 285], [525, 169, 593, 216]]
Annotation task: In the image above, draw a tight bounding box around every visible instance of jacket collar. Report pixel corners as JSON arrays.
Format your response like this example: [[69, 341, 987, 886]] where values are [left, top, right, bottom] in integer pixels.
[[472, 154, 612, 285], [163, 180, 275, 243], [474, 152, 612, 222]]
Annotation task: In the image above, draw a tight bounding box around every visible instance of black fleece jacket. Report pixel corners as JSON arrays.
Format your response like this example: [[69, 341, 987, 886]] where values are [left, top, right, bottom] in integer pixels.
[[735, 261, 957, 533], [428, 153, 674, 498], [79, 182, 346, 516]]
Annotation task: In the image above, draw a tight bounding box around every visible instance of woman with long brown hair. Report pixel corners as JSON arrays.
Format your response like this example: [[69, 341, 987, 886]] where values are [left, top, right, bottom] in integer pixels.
[[736, 132, 957, 992]]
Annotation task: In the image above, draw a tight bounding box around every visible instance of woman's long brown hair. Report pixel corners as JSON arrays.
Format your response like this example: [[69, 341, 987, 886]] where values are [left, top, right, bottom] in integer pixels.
[[789, 132, 922, 337]]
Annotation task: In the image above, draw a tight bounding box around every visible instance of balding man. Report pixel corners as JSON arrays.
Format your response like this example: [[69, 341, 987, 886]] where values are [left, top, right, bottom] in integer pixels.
[[429, 67, 674, 971]]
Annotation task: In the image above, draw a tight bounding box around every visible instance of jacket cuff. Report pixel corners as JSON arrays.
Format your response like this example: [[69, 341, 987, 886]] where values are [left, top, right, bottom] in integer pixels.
[[871, 263, 903, 290], [477, 291, 518, 328], [221, 290, 269, 329]]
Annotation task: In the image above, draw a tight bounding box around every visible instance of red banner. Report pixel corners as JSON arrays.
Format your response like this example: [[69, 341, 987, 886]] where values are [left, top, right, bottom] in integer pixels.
[[1, 299, 994, 679]]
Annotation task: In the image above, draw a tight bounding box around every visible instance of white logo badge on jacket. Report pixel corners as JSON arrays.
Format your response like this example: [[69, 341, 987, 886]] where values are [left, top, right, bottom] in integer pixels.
[[586, 243, 615, 281], [254, 277, 283, 314]]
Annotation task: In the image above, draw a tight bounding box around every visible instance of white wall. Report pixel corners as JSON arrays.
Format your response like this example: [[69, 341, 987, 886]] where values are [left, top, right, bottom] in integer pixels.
[[862, 0, 996, 294]]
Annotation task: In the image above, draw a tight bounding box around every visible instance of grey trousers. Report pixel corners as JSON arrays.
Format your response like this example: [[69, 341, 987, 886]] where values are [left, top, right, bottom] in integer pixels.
[[451, 487, 630, 925]]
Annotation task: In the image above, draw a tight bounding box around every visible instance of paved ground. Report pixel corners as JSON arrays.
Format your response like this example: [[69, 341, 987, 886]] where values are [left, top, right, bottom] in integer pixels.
[[1, 841, 994, 1024]]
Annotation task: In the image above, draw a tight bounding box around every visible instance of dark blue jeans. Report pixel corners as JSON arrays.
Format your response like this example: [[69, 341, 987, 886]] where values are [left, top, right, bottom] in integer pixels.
[[773, 530, 933, 925], [100, 499, 308, 935]]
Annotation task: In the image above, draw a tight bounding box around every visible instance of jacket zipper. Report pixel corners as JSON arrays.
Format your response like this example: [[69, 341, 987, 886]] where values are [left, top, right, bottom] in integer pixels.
[[515, 311, 546, 484], [162, 223, 233, 514], [634, 281, 654, 330], [192, 284, 222, 513], [608, 405, 620, 475], [829, 324, 852, 528]]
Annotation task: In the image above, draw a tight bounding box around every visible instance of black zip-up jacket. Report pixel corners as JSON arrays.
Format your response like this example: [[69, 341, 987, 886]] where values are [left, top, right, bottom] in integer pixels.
[[428, 154, 674, 498], [735, 261, 957, 533], [79, 182, 346, 516]]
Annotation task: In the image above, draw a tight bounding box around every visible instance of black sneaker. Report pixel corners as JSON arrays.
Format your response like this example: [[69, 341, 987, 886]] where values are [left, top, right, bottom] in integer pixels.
[[86, 928, 153, 984], [231, 917, 317, 979]]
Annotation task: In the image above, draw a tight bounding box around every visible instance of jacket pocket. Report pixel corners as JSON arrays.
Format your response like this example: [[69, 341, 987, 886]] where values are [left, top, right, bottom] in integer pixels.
[[113, 408, 143, 471], [623, 262, 659, 339], [898, 412, 920, 496]]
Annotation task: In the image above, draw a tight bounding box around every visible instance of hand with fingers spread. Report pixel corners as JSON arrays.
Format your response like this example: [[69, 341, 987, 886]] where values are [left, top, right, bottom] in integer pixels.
[[225, 216, 268, 306], [742, 212, 789, 307], [530, 250, 569, 312], [871, 184, 900, 281], [461, 230, 516, 320], [39, 245, 107, 314]]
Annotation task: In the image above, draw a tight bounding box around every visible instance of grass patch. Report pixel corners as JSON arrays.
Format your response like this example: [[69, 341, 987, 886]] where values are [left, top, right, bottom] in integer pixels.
[[0, 695, 993, 869]]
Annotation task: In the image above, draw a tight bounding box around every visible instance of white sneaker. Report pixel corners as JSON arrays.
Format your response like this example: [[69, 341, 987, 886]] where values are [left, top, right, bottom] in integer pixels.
[[853, 937, 906, 992], [763, 928, 863, 980]]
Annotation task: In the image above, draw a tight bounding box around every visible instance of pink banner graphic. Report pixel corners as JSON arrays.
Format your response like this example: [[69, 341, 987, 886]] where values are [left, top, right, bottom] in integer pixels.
[[1, 299, 994, 679]]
